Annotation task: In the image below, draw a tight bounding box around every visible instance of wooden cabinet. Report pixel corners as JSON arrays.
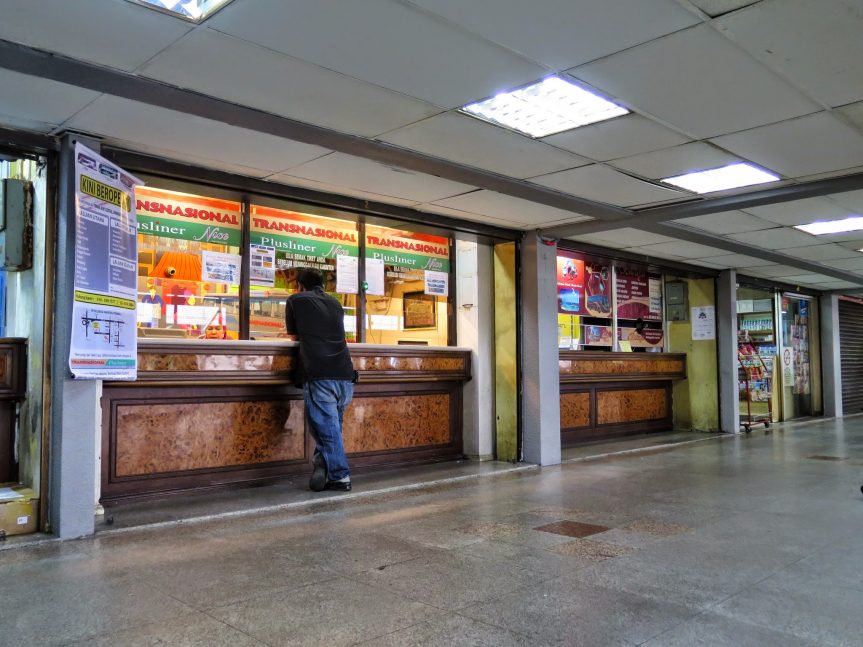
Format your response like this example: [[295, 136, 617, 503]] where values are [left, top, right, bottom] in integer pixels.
[[0, 339, 27, 482]]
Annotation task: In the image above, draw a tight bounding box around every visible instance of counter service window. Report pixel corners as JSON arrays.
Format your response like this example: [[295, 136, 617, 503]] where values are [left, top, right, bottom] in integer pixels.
[[249, 205, 358, 340], [556, 252, 613, 349], [616, 270, 664, 350], [364, 224, 450, 346], [136, 187, 242, 340]]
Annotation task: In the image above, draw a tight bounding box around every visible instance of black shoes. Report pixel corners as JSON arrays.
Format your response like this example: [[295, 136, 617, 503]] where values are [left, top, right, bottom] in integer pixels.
[[309, 453, 327, 492], [324, 480, 352, 492]]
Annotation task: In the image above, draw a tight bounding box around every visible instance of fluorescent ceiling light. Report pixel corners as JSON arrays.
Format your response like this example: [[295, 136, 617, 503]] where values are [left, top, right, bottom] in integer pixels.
[[795, 216, 863, 236], [662, 163, 780, 194], [460, 77, 629, 138], [127, 0, 233, 21]]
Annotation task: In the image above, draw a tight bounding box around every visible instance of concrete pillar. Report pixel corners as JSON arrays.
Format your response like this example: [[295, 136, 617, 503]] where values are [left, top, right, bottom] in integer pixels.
[[716, 270, 739, 433], [49, 134, 101, 539], [457, 238, 495, 460], [820, 293, 843, 418], [520, 232, 561, 465]]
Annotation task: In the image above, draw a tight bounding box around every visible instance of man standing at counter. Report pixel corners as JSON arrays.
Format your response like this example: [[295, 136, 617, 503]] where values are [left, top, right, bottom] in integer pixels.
[[286, 268, 356, 492]]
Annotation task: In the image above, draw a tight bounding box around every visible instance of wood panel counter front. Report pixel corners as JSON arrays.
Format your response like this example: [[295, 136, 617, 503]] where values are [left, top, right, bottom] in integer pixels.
[[559, 351, 686, 446], [101, 341, 471, 502]]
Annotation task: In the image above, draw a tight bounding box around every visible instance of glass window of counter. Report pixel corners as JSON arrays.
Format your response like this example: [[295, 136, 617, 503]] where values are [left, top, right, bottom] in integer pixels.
[[365, 224, 450, 346], [615, 270, 664, 351], [135, 187, 242, 340], [556, 252, 613, 350], [249, 204, 359, 341]]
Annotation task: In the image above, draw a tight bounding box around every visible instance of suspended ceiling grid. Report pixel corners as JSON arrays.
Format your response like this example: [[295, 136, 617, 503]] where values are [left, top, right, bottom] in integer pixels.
[[1, 0, 863, 288]]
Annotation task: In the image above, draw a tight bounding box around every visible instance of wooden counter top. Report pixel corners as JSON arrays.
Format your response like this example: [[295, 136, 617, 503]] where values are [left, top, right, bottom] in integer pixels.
[[128, 341, 471, 385], [559, 351, 686, 384]]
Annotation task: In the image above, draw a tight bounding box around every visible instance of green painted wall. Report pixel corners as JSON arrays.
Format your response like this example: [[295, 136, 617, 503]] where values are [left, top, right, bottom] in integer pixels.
[[668, 277, 720, 432], [494, 242, 518, 461]]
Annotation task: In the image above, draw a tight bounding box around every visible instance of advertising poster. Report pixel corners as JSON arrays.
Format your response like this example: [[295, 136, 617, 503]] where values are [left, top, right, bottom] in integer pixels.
[[201, 250, 241, 285], [70, 143, 142, 380], [557, 255, 585, 314], [365, 229, 449, 272], [335, 254, 358, 294], [583, 263, 612, 317], [618, 326, 664, 348], [250, 244, 276, 287], [136, 187, 242, 246], [616, 271, 662, 321], [585, 325, 613, 346]]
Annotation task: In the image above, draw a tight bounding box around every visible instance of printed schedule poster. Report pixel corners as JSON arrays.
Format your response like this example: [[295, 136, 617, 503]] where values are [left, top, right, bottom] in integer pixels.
[[69, 143, 142, 380]]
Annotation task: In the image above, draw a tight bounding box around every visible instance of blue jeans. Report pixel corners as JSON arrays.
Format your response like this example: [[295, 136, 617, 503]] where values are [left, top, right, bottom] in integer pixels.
[[304, 379, 353, 481]]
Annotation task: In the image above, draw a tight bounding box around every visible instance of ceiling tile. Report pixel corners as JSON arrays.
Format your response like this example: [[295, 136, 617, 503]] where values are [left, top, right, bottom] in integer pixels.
[[542, 114, 691, 161], [717, 0, 863, 107], [263, 173, 422, 207], [621, 247, 685, 260], [0, 69, 101, 132], [828, 188, 863, 213], [726, 226, 816, 249], [631, 241, 727, 259], [739, 264, 802, 278], [408, 0, 698, 70], [379, 112, 589, 179], [530, 164, 685, 207], [710, 112, 863, 178], [742, 196, 851, 226], [417, 203, 525, 229], [141, 28, 442, 138], [686, 259, 732, 269], [833, 236, 863, 247], [431, 190, 592, 228], [700, 253, 777, 267], [64, 96, 330, 173], [208, 0, 544, 108], [121, 140, 277, 179], [282, 153, 477, 203], [814, 280, 863, 289], [0, 0, 191, 72], [609, 142, 739, 179], [791, 244, 861, 262], [838, 101, 863, 132], [826, 256, 863, 271], [780, 273, 834, 285], [569, 228, 678, 248], [573, 24, 819, 138], [674, 211, 776, 234], [689, 1, 761, 17]]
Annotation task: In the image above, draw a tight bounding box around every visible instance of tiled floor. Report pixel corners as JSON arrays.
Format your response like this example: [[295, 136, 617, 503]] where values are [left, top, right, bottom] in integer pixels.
[[2, 418, 862, 645]]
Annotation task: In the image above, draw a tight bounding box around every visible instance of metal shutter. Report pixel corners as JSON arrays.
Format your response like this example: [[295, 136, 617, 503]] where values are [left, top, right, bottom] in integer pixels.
[[839, 299, 863, 414]]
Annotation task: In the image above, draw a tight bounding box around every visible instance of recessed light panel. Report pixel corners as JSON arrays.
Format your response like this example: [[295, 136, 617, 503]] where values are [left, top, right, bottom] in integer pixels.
[[662, 162, 780, 193], [460, 77, 629, 138], [127, 0, 233, 21], [795, 216, 863, 236]]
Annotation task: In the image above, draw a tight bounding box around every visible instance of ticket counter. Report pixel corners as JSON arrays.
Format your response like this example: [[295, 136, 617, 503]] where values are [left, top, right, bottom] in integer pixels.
[[559, 351, 686, 445], [100, 340, 470, 502]]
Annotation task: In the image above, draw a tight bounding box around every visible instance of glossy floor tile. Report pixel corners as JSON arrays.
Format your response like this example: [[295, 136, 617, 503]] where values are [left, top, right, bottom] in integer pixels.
[[2, 419, 862, 645]]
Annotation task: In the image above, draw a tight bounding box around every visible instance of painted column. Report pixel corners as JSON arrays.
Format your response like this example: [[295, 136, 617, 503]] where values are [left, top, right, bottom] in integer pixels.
[[819, 293, 843, 418], [521, 232, 561, 465], [716, 269, 739, 433], [49, 134, 101, 539], [457, 238, 495, 460]]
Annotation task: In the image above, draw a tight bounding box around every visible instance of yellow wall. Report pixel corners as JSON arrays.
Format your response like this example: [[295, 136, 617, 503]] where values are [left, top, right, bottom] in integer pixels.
[[668, 277, 720, 432], [494, 242, 518, 461]]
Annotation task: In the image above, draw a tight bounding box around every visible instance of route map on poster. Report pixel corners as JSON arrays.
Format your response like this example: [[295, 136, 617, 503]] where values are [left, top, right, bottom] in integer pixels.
[[69, 143, 142, 380]]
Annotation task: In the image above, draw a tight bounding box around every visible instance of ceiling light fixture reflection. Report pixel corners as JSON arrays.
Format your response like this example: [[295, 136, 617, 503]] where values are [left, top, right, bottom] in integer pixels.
[[127, 0, 233, 21], [662, 163, 780, 194], [795, 216, 863, 236], [460, 76, 629, 138]]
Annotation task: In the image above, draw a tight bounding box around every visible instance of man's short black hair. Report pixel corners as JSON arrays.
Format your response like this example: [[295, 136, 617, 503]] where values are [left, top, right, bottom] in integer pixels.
[[297, 267, 324, 290]]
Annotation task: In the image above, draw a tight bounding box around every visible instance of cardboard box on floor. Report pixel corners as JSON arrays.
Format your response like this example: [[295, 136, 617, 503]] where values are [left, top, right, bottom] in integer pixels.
[[0, 483, 38, 537]]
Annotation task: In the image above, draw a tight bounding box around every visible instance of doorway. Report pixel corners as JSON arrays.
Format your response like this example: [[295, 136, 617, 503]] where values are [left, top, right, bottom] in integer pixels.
[[779, 294, 813, 419]]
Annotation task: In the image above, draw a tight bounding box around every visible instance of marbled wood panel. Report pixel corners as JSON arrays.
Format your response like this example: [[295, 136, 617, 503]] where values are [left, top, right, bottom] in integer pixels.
[[560, 357, 684, 377], [342, 394, 450, 452], [115, 399, 305, 477], [352, 355, 465, 373], [138, 352, 293, 373], [597, 389, 667, 425], [560, 392, 590, 429]]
